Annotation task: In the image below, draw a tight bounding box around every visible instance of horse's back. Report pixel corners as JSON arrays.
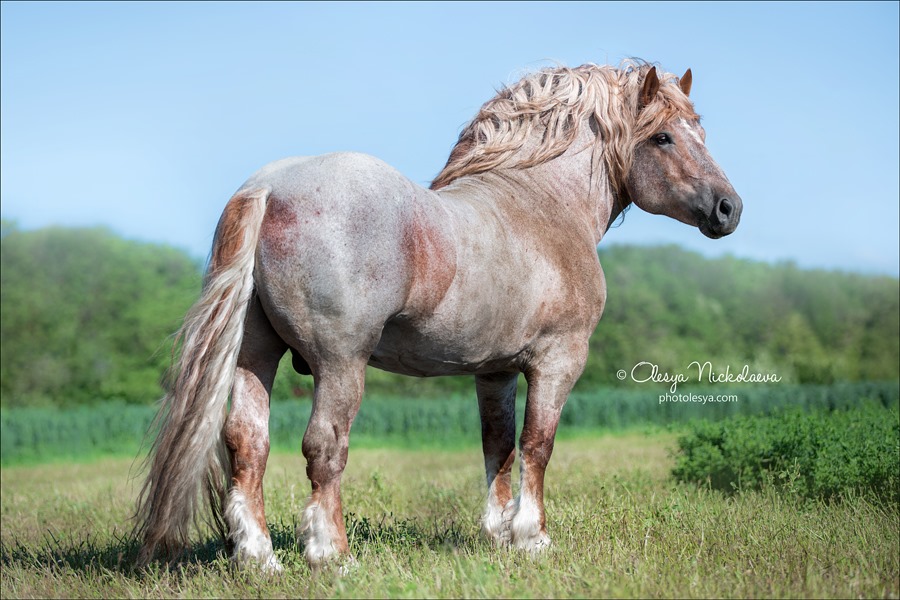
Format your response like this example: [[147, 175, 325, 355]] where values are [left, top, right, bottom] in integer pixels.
[[241, 152, 411, 199]]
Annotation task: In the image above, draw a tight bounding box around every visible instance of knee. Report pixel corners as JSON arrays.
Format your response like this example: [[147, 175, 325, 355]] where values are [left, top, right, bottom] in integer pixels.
[[302, 419, 349, 484]]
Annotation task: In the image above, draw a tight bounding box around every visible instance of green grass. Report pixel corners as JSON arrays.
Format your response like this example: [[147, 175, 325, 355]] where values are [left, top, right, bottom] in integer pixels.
[[2, 432, 898, 598]]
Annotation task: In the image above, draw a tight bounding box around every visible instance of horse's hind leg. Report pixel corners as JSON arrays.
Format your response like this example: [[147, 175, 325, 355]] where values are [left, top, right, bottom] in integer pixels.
[[223, 297, 286, 573], [475, 373, 518, 544], [299, 356, 367, 567]]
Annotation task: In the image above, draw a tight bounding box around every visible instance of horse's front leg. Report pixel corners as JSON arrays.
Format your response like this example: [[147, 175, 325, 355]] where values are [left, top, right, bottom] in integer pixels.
[[508, 338, 587, 553], [475, 372, 518, 544], [298, 358, 366, 568]]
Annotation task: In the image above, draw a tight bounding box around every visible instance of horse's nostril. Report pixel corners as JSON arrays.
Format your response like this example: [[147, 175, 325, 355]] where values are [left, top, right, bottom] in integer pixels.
[[719, 198, 733, 216]]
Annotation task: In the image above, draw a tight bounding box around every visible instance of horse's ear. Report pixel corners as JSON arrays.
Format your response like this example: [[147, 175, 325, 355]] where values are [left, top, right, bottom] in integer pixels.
[[639, 66, 660, 109], [679, 68, 693, 97]]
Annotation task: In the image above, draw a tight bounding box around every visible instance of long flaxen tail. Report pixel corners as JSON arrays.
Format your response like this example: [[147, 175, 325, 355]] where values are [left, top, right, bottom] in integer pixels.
[[134, 187, 270, 565]]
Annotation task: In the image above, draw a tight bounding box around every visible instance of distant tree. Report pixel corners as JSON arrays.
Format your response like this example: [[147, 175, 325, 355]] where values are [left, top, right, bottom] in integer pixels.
[[1, 227, 897, 408], [1, 224, 201, 406], [584, 245, 900, 388]]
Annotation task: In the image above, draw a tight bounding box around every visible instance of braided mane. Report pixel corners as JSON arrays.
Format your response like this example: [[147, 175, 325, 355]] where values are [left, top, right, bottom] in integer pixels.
[[430, 61, 698, 199]]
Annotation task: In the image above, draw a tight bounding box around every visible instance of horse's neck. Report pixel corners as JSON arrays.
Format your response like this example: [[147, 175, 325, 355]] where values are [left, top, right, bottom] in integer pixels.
[[469, 134, 619, 245]]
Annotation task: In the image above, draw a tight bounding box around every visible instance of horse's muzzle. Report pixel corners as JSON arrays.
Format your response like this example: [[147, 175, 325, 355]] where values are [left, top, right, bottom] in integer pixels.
[[701, 195, 742, 238]]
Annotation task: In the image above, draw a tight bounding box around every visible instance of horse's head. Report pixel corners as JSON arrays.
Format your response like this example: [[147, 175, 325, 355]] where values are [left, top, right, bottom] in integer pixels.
[[626, 67, 742, 239]]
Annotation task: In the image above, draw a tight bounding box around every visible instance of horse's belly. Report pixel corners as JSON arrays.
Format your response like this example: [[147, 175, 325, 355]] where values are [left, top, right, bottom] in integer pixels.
[[368, 318, 524, 377]]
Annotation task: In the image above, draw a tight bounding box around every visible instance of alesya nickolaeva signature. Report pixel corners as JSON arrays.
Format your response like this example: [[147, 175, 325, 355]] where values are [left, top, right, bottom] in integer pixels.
[[625, 361, 782, 393]]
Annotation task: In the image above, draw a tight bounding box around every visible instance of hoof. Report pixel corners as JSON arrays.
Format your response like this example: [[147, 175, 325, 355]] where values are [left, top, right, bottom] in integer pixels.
[[307, 553, 358, 576], [482, 497, 515, 545], [230, 551, 284, 575], [507, 495, 552, 554], [338, 554, 359, 577], [512, 530, 552, 555]]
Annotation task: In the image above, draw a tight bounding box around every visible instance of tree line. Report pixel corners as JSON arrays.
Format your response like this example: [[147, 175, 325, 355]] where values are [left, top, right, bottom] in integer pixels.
[[1, 220, 897, 407]]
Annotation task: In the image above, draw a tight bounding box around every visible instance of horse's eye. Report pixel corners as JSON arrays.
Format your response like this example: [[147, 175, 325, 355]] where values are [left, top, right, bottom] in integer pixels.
[[654, 133, 672, 146]]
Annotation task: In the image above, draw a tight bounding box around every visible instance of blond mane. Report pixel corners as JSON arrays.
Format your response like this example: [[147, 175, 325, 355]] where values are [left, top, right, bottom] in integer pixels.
[[430, 61, 698, 198]]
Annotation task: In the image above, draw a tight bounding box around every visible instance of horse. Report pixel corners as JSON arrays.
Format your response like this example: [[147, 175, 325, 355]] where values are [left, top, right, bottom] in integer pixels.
[[134, 61, 742, 572]]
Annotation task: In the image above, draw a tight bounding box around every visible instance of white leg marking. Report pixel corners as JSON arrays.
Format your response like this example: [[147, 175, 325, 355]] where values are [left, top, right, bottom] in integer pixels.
[[508, 463, 551, 553], [482, 490, 511, 544], [501, 497, 518, 545], [509, 493, 551, 552], [299, 502, 339, 565], [224, 488, 283, 574]]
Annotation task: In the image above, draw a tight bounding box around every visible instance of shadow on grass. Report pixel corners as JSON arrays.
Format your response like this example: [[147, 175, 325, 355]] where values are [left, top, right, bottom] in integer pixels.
[[0, 529, 225, 578], [345, 512, 478, 554], [0, 513, 482, 577]]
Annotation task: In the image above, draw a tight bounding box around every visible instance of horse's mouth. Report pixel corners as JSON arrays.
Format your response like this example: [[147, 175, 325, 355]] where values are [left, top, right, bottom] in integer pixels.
[[699, 220, 724, 239]]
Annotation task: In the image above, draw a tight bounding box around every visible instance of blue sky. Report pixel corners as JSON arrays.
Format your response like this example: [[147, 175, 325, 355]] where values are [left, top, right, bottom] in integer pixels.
[[2, 1, 898, 275]]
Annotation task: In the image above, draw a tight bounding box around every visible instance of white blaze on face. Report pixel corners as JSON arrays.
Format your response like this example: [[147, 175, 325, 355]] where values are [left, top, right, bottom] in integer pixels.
[[679, 117, 729, 180], [679, 118, 705, 146]]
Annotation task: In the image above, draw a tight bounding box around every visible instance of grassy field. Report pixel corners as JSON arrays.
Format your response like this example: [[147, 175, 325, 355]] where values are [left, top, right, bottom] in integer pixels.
[[2, 430, 898, 598]]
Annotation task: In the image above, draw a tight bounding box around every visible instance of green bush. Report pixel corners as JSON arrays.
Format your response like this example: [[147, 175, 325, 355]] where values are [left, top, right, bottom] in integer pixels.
[[673, 401, 900, 504]]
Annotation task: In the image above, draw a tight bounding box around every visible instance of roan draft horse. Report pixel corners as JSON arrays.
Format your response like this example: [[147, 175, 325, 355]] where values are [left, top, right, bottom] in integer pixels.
[[135, 61, 742, 572]]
